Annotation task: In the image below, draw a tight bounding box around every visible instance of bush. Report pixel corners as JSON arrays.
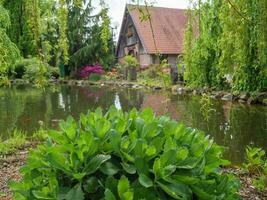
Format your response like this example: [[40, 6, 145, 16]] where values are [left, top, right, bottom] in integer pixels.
[[124, 56, 138, 81], [14, 58, 54, 85], [243, 146, 267, 191], [124, 55, 139, 68], [11, 107, 241, 200], [78, 65, 104, 79]]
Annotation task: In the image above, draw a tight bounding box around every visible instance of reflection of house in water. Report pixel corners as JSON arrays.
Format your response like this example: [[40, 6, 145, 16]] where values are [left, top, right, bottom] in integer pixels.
[[141, 93, 183, 120], [222, 101, 232, 122]]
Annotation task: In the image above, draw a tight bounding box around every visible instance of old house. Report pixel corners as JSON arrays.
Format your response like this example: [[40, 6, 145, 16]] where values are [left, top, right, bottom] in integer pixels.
[[116, 4, 188, 69]]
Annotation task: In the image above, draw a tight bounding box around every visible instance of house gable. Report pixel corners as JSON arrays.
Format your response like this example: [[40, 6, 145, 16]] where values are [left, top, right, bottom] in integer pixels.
[[116, 5, 147, 59]]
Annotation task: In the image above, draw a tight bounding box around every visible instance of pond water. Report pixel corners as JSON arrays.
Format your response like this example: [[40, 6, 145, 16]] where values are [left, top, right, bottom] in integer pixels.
[[0, 85, 266, 164]]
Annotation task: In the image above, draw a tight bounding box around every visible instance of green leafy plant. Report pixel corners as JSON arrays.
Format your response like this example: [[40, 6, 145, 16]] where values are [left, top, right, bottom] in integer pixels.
[[0, 129, 27, 155], [243, 146, 267, 191], [124, 55, 139, 68], [11, 107, 241, 199], [158, 59, 172, 88]]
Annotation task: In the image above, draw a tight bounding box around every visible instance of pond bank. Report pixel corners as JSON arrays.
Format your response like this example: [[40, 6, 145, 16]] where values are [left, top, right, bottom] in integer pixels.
[[0, 147, 266, 200], [9, 79, 267, 105]]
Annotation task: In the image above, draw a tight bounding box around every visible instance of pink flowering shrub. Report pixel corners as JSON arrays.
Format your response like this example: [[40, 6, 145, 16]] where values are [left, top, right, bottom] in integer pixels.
[[78, 65, 104, 79]]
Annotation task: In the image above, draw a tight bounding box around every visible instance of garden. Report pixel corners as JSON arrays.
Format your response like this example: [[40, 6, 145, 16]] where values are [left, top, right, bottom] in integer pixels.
[[0, 0, 267, 199]]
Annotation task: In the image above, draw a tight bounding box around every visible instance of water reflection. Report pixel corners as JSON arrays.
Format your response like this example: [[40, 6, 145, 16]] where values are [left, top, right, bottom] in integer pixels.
[[0, 85, 266, 164]]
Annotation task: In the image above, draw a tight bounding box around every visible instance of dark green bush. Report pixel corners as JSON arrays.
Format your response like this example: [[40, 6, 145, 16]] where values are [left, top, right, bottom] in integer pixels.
[[14, 64, 26, 79], [10, 107, 241, 200]]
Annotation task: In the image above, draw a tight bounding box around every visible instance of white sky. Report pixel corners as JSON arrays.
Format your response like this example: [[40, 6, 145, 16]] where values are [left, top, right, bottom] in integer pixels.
[[104, 0, 190, 40]]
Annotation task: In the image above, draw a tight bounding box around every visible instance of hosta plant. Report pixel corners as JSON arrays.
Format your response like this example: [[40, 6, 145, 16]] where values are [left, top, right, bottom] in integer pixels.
[[10, 107, 241, 200]]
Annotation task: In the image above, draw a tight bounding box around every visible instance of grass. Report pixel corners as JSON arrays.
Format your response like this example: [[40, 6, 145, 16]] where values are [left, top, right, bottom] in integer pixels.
[[0, 129, 47, 155]]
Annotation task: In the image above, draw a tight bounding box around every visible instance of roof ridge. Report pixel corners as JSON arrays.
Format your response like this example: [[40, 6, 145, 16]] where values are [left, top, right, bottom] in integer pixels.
[[126, 4, 187, 11]]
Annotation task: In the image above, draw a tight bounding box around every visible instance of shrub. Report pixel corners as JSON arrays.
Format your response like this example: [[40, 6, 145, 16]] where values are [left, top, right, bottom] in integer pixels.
[[124, 55, 139, 68], [11, 107, 241, 200], [14, 58, 54, 86], [243, 146, 267, 191], [0, 129, 27, 155], [124, 56, 138, 81], [78, 65, 104, 79]]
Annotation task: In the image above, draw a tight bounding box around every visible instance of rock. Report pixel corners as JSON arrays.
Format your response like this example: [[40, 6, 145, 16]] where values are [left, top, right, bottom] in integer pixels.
[[154, 86, 162, 90], [171, 85, 179, 93], [256, 92, 267, 103], [247, 97, 256, 104], [177, 87, 184, 94], [238, 99, 246, 103], [221, 93, 233, 101], [193, 90, 198, 95], [212, 91, 224, 99], [239, 93, 250, 101]]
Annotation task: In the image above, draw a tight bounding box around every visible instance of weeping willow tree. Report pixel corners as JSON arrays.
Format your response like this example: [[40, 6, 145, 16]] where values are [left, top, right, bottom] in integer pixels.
[[184, 0, 267, 93], [0, 2, 20, 75]]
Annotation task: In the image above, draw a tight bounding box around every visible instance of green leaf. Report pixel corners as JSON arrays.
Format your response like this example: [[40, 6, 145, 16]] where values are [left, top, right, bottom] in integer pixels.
[[45, 152, 71, 175], [138, 174, 153, 188], [85, 177, 100, 193], [84, 154, 111, 175], [100, 161, 120, 176], [190, 185, 214, 200], [165, 175, 199, 185], [105, 189, 116, 200], [118, 176, 133, 200], [66, 184, 84, 200], [157, 181, 192, 200], [121, 162, 136, 174], [32, 190, 54, 199]]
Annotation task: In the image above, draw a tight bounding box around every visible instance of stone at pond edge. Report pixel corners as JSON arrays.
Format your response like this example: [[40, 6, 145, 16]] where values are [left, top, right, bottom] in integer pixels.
[[239, 93, 250, 101], [221, 93, 233, 101], [247, 97, 256, 105], [256, 92, 267, 104]]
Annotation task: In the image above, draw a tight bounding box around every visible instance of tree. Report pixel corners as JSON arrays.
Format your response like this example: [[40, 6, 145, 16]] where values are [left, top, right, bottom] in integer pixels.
[[184, 0, 267, 92], [0, 2, 20, 75]]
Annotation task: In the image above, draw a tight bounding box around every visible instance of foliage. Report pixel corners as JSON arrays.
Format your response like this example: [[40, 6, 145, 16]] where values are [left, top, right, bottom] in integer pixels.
[[15, 57, 53, 87], [124, 55, 139, 68], [66, 0, 114, 73], [184, 0, 267, 92], [243, 146, 267, 191], [0, 3, 20, 77], [0, 130, 27, 155], [158, 59, 172, 88], [78, 65, 104, 79], [11, 107, 241, 200], [57, 0, 69, 65]]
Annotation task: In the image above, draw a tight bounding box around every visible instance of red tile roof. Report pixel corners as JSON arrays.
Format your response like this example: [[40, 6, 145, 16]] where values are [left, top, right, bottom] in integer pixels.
[[128, 5, 188, 54]]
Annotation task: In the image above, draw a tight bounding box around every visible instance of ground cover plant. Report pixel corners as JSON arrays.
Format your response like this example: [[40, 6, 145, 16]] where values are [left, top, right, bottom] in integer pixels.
[[10, 106, 241, 200], [243, 146, 267, 191]]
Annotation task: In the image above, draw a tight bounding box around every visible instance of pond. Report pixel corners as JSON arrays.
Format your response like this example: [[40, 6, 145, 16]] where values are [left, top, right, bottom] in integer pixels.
[[0, 85, 266, 164]]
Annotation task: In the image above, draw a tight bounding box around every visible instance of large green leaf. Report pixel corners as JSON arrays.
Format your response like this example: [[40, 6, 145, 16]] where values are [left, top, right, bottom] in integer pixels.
[[118, 176, 133, 200], [83, 154, 111, 174], [104, 189, 116, 200], [157, 181, 192, 200], [65, 184, 84, 200], [138, 174, 153, 188], [100, 161, 120, 176]]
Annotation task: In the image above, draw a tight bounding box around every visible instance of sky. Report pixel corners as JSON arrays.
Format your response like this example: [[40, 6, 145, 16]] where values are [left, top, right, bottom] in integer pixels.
[[104, 0, 190, 39]]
